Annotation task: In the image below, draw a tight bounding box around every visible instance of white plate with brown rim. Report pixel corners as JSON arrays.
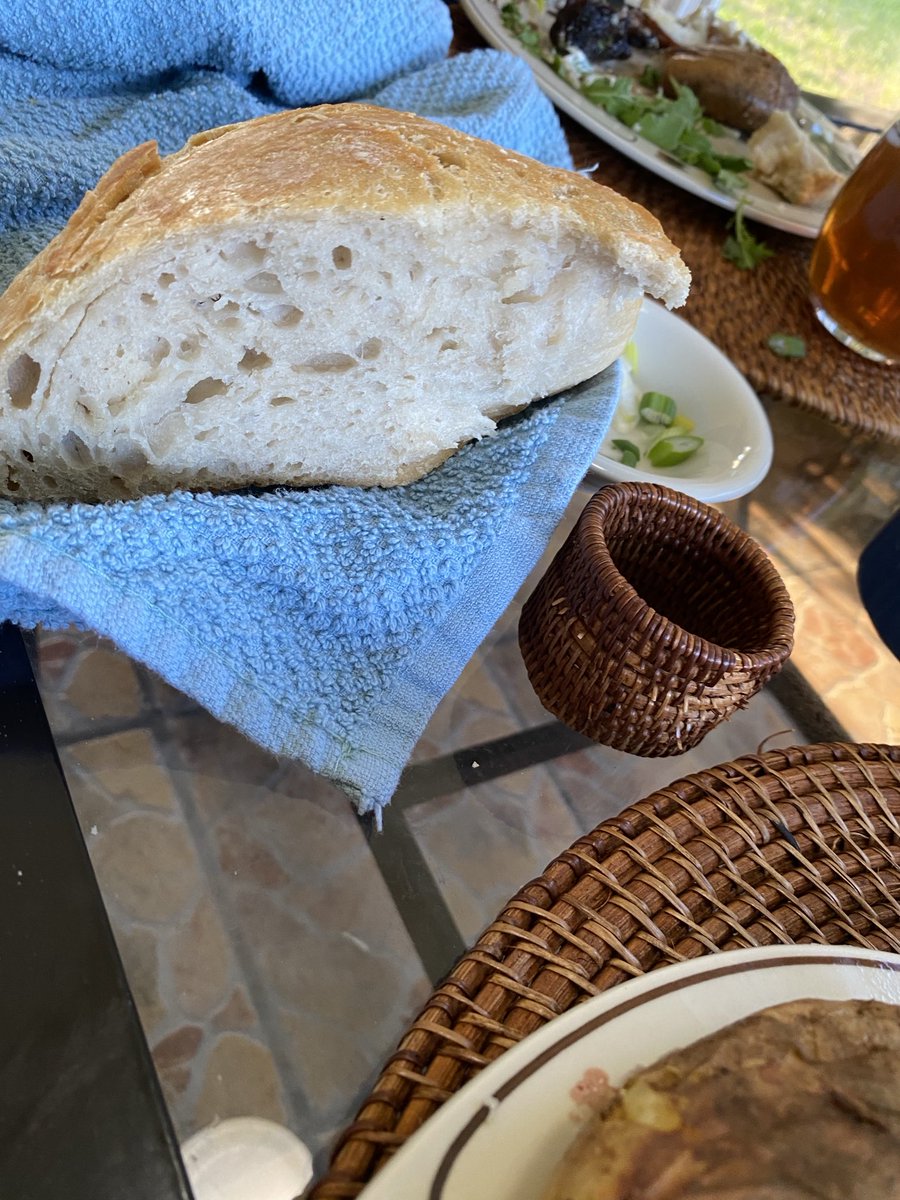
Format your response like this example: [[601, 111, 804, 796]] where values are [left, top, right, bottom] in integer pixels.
[[358, 945, 900, 1200]]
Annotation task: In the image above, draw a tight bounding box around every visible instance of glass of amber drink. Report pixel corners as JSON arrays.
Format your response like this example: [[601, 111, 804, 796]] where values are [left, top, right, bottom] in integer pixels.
[[808, 118, 900, 365]]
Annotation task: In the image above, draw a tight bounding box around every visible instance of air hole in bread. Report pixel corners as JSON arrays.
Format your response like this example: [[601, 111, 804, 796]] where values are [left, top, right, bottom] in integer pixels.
[[502, 288, 544, 305], [215, 300, 241, 317], [238, 347, 272, 372], [7, 353, 41, 410], [113, 440, 148, 470], [61, 431, 92, 466], [20, 450, 33, 463], [194, 428, 217, 442], [41, 475, 58, 488], [145, 337, 171, 367], [223, 241, 267, 270], [358, 338, 382, 361], [439, 339, 459, 352], [266, 304, 304, 328], [270, 395, 295, 407], [185, 377, 228, 404], [140, 292, 157, 306], [5, 471, 20, 492], [158, 272, 176, 288], [108, 475, 131, 498], [246, 271, 284, 295], [115, 345, 125, 358], [178, 338, 203, 361], [300, 353, 356, 373], [331, 245, 352, 270]]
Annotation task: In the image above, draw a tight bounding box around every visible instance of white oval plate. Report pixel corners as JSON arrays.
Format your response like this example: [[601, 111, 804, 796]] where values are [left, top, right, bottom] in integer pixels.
[[460, 0, 853, 237], [590, 299, 773, 503], [358, 945, 900, 1200]]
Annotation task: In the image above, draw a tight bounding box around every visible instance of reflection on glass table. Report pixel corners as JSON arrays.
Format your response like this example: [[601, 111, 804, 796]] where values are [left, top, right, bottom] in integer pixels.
[[20, 389, 900, 1181]]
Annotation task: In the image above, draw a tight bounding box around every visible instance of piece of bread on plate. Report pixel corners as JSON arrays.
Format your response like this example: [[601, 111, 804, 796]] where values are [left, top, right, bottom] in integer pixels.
[[748, 109, 852, 206], [0, 102, 689, 503]]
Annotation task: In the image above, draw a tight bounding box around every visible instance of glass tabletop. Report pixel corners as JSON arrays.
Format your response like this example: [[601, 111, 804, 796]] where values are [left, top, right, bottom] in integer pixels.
[[24, 388, 899, 1178]]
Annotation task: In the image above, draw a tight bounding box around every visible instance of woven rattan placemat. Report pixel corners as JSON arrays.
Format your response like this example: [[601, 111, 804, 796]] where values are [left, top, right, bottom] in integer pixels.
[[455, 9, 900, 442], [311, 741, 900, 1197]]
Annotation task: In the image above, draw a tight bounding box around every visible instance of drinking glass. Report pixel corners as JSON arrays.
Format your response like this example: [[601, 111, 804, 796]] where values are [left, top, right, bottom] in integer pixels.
[[808, 118, 900, 365]]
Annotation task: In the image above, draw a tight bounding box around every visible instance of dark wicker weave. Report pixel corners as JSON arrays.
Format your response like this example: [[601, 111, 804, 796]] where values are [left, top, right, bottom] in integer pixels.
[[310, 742, 900, 1197], [518, 483, 795, 755]]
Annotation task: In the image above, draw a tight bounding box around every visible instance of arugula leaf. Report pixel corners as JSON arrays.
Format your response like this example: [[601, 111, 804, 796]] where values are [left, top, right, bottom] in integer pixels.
[[500, 3, 541, 51], [500, 9, 754, 193], [636, 109, 692, 153], [666, 80, 702, 123], [580, 77, 752, 188], [715, 168, 749, 196], [723, 202, 775, 270], [767, 333, 807, 358], [700, 115, 729, 137]]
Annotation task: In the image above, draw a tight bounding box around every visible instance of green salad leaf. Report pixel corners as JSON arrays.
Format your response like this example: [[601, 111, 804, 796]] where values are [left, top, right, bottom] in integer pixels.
[[579, 77, 751, 187], [723, 202, 775, 270], [500, 2, 541, 51], [499, 4, 754, 192]]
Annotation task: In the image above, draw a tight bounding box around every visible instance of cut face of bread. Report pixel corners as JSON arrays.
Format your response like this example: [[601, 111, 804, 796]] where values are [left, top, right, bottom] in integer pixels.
[[0, 104, 690, 502]]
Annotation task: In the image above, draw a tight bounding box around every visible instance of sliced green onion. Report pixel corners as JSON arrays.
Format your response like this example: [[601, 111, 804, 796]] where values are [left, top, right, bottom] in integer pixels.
[[611, 438, 641, 468], [767, 332, 807, 358], [623, 340, 639, 371], [639, 391, 677, 426], [647, 435, 704, 468]]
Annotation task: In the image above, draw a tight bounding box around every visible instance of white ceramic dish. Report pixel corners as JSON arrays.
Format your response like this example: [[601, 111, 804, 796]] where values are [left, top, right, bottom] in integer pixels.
[[460, 0, 855, 237], [358, 945, 900, 1200], [590, 298, 773, 503]]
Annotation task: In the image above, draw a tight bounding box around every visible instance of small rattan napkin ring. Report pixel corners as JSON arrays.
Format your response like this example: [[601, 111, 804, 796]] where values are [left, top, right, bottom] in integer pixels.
[[519, 482, 795, 755]]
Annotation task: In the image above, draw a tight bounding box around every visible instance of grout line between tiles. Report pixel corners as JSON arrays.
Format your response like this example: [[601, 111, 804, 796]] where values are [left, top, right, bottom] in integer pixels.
[[150, 709, 314, 1141]]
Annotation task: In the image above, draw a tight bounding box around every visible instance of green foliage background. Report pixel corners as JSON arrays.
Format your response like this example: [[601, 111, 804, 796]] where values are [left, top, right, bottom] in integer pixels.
[[719, 0, 900, 113]]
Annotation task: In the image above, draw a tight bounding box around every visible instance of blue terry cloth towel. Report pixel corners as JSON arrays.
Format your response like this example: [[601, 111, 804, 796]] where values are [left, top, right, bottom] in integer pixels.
[[0, 0, 620, 818]]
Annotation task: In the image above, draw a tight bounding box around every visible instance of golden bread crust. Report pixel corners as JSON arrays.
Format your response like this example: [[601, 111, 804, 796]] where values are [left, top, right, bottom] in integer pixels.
[[0, 103, 688, 349]]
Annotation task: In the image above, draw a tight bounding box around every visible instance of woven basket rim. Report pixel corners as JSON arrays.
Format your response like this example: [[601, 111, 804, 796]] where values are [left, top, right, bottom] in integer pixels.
[[578, 482, 796, 670], [310, 742, 900, 1199]]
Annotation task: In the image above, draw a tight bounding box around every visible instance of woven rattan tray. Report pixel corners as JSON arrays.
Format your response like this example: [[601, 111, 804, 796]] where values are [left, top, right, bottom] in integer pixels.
[[452, 9, 900, 441], [310, 741, 900, 1197]]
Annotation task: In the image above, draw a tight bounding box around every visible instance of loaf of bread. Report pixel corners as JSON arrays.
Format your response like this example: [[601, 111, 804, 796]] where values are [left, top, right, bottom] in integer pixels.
[[543, 997, 900, 1200], [0, 103, 689, 502]]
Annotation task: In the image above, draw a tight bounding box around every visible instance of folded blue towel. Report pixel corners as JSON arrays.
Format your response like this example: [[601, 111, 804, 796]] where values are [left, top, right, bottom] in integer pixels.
[[0, 0, 616, 817]]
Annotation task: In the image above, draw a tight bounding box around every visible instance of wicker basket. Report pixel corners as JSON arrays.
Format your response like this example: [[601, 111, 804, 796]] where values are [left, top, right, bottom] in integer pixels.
[[310, 742, 900, 1198], [518, 483, 795, 755]]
